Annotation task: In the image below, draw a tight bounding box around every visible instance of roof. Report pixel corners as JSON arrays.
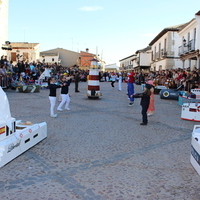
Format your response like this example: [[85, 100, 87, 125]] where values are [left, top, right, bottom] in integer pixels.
[[11, 42, 39, 48], [40, 52, 59, 57], [41, 48, 79, 54], [80, 51, 95, 56], [149, 23, 188, 46], [135, 46, 151, 54], [195, 10, 200, 15], [119, 54, 136, 62]]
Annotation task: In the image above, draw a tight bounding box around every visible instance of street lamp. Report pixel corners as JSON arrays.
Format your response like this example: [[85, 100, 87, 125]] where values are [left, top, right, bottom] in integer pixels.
[[183, 39, 187, 47]]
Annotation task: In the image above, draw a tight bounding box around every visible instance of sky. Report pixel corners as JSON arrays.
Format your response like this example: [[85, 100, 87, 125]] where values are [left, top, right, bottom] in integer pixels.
[[8, 0, 200, 66]]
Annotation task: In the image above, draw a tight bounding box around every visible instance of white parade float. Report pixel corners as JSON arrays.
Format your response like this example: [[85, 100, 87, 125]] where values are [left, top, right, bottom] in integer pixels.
[[181, 102, 200, 122], [0, 86, 47, 168], [191, 88, 200, 99], [86, 58, 102, 99], [190, 125, 200, 175]]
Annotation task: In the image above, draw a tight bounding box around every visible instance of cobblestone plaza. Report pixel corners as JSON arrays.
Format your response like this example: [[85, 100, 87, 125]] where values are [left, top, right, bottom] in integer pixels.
[[1, 82, 200, 200]]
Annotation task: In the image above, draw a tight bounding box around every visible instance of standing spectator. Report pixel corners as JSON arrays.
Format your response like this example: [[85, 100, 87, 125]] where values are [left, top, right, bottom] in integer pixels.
[[138, 72, 145, 85], [103, 72, 108, 82], [74, 71, 80, 92], [0, 56, 4, 65]]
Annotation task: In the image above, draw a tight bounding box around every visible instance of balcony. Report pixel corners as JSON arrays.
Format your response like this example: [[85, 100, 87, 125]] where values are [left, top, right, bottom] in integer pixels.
[[178, 39, 195, 56], [152, 50, 175, 61]]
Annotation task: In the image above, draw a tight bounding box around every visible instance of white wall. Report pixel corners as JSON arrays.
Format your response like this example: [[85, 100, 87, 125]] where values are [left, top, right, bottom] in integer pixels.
[[178, 13, 200, 69], [0, 0, 9, 57], [151, 31, 182, 70], [139, 51, 151, 66], [39, 55, 59, 64]]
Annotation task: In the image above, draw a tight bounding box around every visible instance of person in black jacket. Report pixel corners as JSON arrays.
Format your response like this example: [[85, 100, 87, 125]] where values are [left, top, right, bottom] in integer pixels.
[[57, 75, 73, 111], [74, 71, 80, 92], [48, 77, 61, 118], [131, 84, 152, 125]]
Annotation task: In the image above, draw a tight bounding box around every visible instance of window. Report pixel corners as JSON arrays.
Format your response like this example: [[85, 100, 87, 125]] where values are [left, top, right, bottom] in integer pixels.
[[164, 39, 167, 52], [23, 52, 28, 61], [159, 43, 161, 58], [11, 52, 16, 61], [52, 58, 54, 61]]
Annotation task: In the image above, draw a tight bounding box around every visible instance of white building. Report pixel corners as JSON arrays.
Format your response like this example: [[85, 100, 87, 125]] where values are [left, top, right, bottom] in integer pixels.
[[149, 24, 187, 71], [8, 42, 40, 64], [39, 52, 60, 64], [119, 47, 151, 73], [105, 63, 119, 72], [41, 48, 80, 67], [178, 11, 200, 70], [133, 46, 151, 72], [119, 54, 136, 71], [0, 0, 9, 57]]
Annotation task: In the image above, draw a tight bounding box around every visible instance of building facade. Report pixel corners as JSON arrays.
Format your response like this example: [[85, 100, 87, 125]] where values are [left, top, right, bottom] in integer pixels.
[[8, 42, 40, 64], [104, 63, 119, 72], [79, 49, 96, 70], [178, 11, 200, 70], [119, 54, 136, 71], [133, 46, 151, 73], [149, 24, 186, 71], [0, 0, 9, 57], [41, 48, 80, 67], [39, 52, 60, 64]]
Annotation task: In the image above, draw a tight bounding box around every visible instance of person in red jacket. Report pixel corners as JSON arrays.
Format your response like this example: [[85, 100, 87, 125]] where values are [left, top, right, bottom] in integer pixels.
[[127, 70, 135, 106]]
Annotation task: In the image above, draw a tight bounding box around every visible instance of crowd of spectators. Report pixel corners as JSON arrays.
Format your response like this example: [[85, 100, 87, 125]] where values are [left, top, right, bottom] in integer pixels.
[[0, 55, 89, 89], [134, 68, 200, 92], [0, 55, 200, 92], [102, 69, 200, 92]]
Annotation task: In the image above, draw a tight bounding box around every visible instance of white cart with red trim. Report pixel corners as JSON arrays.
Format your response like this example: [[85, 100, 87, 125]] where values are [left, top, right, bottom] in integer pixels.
[[191, 88, 200, 99], [181, 103, 200, 122], [0, 86, 47, 168]]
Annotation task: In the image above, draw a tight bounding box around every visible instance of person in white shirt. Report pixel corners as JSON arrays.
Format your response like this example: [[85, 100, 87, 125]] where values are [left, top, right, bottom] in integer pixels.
[[117, 72, 122, 91], [110, 73, 117, 88]]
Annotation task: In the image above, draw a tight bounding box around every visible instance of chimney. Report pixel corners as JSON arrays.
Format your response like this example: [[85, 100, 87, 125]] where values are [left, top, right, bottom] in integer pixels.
[[86, 48, 89, 52]]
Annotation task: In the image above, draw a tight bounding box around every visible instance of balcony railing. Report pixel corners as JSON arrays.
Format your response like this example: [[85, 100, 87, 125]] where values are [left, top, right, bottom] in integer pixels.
[[152, 50, 174, 61], [178, 39, 195, 56]]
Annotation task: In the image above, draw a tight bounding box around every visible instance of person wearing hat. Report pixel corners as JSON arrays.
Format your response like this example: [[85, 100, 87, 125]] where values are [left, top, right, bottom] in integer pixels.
[[127, 71, 135, 106], [131, 84, 152, 125]]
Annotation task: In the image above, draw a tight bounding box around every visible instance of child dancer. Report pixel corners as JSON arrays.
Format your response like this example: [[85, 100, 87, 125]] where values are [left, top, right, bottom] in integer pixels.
[[131, 84, 152, 125], [57, 75, 73, 111], [48, 77, 61, 118], [146, 80, 155, 116], [117, 72, 122, 91], [127, 71, 135, 106]]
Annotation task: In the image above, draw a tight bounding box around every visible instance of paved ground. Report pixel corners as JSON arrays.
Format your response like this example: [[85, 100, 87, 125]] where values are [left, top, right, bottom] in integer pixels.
[[0, 81, 200, 200]]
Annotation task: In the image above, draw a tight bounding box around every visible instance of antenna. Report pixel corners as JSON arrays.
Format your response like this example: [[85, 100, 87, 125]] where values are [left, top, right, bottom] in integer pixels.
[[101, 50, 103, 60], [96, 46, 98, 57]]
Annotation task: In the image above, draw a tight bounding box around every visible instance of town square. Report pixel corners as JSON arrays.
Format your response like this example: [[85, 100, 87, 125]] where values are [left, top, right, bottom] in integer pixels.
[[1, 81, 200, 200], [1, 0, 200, 199]]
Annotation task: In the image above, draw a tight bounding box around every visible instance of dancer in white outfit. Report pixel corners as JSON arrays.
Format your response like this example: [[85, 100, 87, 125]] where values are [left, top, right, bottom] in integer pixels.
[[57, 76, 73, 111], [117, 72, 122, 91]]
